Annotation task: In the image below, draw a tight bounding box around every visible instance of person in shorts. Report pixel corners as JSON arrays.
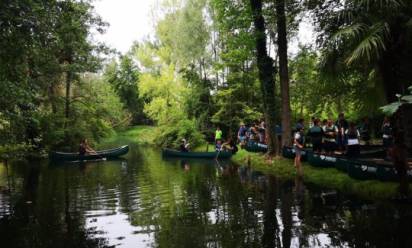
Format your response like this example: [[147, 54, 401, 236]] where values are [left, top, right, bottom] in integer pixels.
[[294, 126, 305, 176]]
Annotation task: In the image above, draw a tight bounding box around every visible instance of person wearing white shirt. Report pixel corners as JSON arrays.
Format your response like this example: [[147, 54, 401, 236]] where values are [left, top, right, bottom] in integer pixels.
[[345, 122, 360, 157], [294, 126, 305, 176]]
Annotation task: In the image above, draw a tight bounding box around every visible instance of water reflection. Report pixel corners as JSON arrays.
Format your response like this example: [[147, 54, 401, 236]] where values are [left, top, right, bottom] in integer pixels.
[[1, 147, 412, 247]]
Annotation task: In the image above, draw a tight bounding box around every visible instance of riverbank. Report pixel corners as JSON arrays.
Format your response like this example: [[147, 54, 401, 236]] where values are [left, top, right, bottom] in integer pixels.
[[231, 149, 407, 200], [99, 125, 156, 148], [51, 126, 407, 201]]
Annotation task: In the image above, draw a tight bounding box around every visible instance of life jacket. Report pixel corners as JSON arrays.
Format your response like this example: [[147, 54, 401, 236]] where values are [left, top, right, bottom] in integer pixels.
[[324, 126, 336, 138], [309, 126, 322, 136]]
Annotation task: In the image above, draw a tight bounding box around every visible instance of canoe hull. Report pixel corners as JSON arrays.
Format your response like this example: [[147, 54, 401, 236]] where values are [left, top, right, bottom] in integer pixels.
[[282, 146, 309, 161], [49, 145, 129, 161], [307, 152, 337, 168], [344, 159, 378, 180], [245, 142, 268, 153], [162, 149, 232, 159]]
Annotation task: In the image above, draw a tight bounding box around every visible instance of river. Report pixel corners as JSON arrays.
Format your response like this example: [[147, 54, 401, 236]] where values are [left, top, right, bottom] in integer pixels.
[[1, 144, 412, 247]]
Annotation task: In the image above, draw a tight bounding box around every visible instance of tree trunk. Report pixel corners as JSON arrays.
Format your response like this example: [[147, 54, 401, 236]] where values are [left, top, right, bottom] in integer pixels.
[[64, 63, 72, 119], [380, 56, 404, 103], [250, 0, 279, 156], [276, 0, 292, 147]]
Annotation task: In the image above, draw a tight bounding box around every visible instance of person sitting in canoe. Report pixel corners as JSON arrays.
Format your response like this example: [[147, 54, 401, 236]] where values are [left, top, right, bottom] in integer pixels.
[[216, 140, 223, 152], [180, 139, 190, 152], [79, 139, 97, 156], [222, 138, 238, 154]]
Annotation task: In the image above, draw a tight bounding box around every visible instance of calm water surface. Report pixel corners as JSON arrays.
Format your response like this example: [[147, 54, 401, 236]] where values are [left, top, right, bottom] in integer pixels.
[[1, 145, 412, 248]]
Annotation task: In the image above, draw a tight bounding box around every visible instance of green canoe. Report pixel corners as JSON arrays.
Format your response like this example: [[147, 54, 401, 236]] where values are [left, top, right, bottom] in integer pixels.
[[308, 147, 385, 169], [49, 145, 129, 161], [282, 146, 309, 161], [162, 148, 233, 159], [343, 159, 378, 180], [335, 158, 349, 172], [338, 158, 412, 182], [365, 159, 412, 182], [307, 152, 338, 168], [245, 142, 268, 153]]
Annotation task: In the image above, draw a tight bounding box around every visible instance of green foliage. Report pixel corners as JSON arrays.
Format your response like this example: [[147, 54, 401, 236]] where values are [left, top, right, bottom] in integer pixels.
[[380, 86, 412, 115], [41, 75, 127, 149], [105, 55, 146, 124], [311, 0, 412, 102], [0, 0, 116, 156], [289, 45, 386, 121], [99, 126, 156, 148]]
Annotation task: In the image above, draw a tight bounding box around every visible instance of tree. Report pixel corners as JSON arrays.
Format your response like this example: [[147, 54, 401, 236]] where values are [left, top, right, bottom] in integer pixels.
[[105, 55, 146, 125], [250, 0, 279, 155], [276, 0, 292, 146], [209, 0, 263, 136], [0, 0, 114, 154], [309, 0, 412, 102], [54, 0, 106, 120]]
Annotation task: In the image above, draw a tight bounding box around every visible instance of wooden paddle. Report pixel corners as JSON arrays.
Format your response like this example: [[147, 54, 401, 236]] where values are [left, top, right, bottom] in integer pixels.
[[215, 147, 221, 160]]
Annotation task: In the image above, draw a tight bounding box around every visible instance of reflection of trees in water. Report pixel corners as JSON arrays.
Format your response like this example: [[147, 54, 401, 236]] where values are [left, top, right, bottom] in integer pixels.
[[280, 181, 293, 248], [2, 150, 412, 248], [0, 160, 111, 248], [337, 204, 412, 247], [262, 175, 280, 248]]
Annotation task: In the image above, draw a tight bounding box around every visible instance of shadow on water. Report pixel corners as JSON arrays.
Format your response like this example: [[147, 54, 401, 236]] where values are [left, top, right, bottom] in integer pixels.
[[1, 146, 412, 247]]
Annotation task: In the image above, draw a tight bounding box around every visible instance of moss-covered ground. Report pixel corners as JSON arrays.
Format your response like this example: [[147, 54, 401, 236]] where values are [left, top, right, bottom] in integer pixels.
[[231, 149, 409, 200], [99, 125, 156, 148]]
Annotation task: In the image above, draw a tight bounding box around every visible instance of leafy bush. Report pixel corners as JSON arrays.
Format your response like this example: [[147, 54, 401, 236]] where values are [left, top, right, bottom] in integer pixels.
[[155, 119, 204, 149]]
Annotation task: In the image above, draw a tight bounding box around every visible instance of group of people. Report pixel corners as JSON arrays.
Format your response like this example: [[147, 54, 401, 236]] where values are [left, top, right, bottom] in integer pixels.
[[176, 112, 394, 161], [294, 113, 393, 157], [237, 121, 268, 146], [214, 127, 238, 154]]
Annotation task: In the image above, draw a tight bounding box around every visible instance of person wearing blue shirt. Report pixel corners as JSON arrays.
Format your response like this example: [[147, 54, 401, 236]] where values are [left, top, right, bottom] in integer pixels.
[[237, 123, 247, 145]]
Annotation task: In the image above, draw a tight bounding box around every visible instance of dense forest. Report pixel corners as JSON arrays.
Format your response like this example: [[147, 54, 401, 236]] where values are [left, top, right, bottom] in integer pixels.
[[1, 0, 412, 158]]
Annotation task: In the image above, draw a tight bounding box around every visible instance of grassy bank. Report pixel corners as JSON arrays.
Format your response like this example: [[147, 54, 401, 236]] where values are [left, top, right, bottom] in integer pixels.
[[232, 149, 406, 200], [100, 125, 213, 150], [99, 125, 156, 148]]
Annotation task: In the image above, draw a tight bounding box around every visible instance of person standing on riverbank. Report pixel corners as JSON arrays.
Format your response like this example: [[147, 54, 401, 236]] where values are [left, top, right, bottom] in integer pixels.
[[238, 123, 247, 146], [215, 127, 223, 143], [359, 117, 371, 146], [323, 120, 338, 155], [335, 113, 349, 152], [382, 117, 393, 160], [345, 122, 360, 157], [294, 126, 305, 177], [307, 119, 323, 153]]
